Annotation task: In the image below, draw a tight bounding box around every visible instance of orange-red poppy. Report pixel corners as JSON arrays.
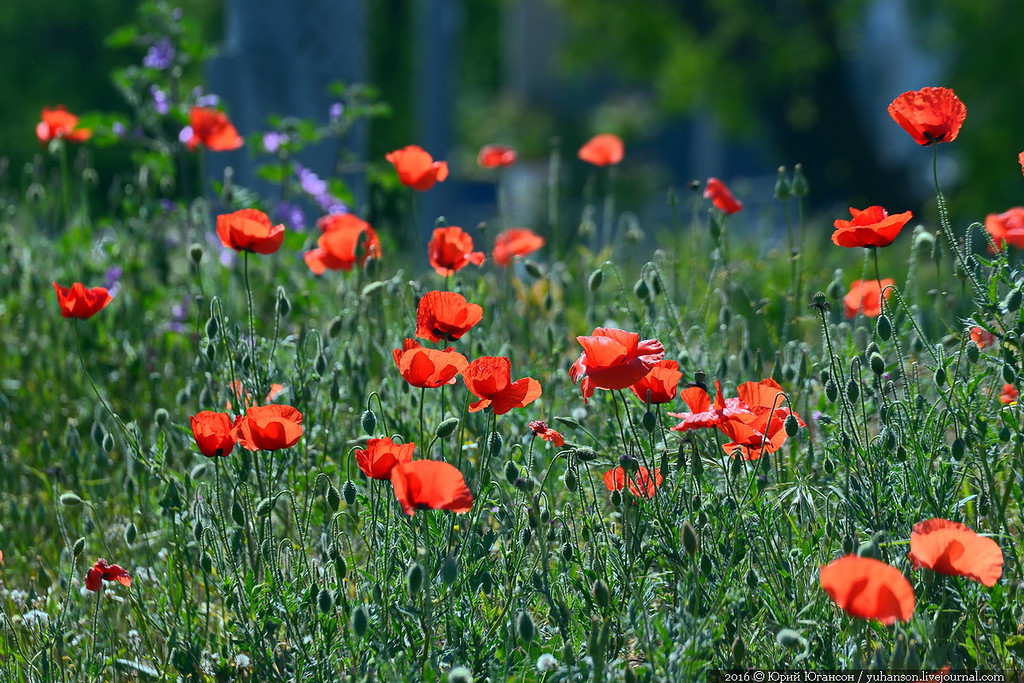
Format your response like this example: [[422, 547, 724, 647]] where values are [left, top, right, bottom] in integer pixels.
[[969, 326, 996, 350], [629, 359, 682, 404], [216, 208, 285, 255], [984, 207, 1024, 251], [908, 518, 1003, 587], [190, 411, 238, 458], [355, 437, 415, 480], [477, 144, 517, 168], [226, 381, 285, 411], [392, 339, 469, 388], [716, 378, 804, 460], [819, 555, 914, 625], [231, 404, 304, 451], [578, 134, 624, 166], [462, 356, 542, 415], [427, 226, 485, 276], [52, 282, 113, 319], [185, 106, 243, 151], [386, 145, 449, 191], [832, 206, 913, 248], [1001, 383, 1018, 404], [704, 178, 742, 214], [415, 291, 483, 342], [669, 381, 755, 432], [529, 420, 565, 447], [36, 107, 91, 144], [390, 460, 473, 515], [844, 279, 894, 318], [493, 228, 545, 267], [887, 87, 966, 146], [86, 559, 132, 592], [603, 466, 663, 499], [1019, 151, 1024, 175], [304, 214, 381, 274], [569, 327, 665, 401]]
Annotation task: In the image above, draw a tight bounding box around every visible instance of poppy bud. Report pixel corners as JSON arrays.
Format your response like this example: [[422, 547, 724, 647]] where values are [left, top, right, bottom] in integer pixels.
[[564, 469, 578, 492], [641, 410, 656, 433], [327, 316, 343, 338], [618, 454, 638, 473], [514, 476, 534, 493], [504, 461, 520, 485], [791, 163, 809, 197], [189, 243, 204, 264], [869, 352, 886, 376], [966, 341, 980, 363], [318, 587, 334, 614], [72, 537, 85, 557], [125, 523, 137, 545], [572, 446, 598, 462], [441, 555, 458, 585], [846, 379, 859, 402], [192, 519, 204, 543], [633, 278, 650, 302], [999, 426, 1011, 442], [709, 213, 722, 242], [776, 628, 807, 650], [842, 534, 856, 555], [517, 610, 535, 643], [520, 527, 532, 546], [360, 410, 376, 436], [488, 431, 503, 458], [406, 562, 424, 598], [1005, 288, 1023, 313], [745, 568, 759, 589], [435, 417, 459, 439], [276, 287, 291, 318], [255, 497, 274, 518], [691, 452, 703, 480], [523, 260, 544, 279], [60, 492, 83, 507], [314, 354, 328, 376], [1004, 363, 1017, 385], [719, 305, 732, 327], [351, 604, 368, 638], [343, 481, 357, 505], [200, 551, 213, 574], [784, 414, 800, 438], [951, 437, 965, 460], [610, 490, 622, 507], [681, 521, 699, 555], [732, 636, 747, 666], [561, 543, 574, 561], [325, 484, 341, 512], [774, 166, 792, 200], [825, 278, 843, 302], [588, 269, 604, 292], [825, 379, 838, 403], [231, 500, 245, 526]]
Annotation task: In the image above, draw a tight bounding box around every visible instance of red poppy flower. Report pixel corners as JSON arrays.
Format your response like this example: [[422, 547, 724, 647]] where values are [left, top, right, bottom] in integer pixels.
[[668, 381, 755, 432], [969, 326, 996, 350], [1019, 151, 1024, 175], [984, 207, 1024, 251], [844, 279, 894, 318], [820, 555, 914, 625], [569, 327, 665, 401], [392, 339, 469, 388], [716, 379, 804, 460], [304, 214, 381, 274], [477, 144, 517, 168], [578, 134, 624, 166], [704, 178, 742, 214], [52, 282, 113, 319], [462, 356, 542, 415], [231, 404, 304, 451], [629, 359, 682, 404], [36, 106, 91, 144], [190, 411, 238, 458], [427, 226, 485, 276], [493, 228, 545, 267], [529, 420, 565, 447], [415, 291, 483, 342], [603, 466, 663, 499], [86, 559, 132, 592], [184, 106, 243, 151], [355, 437, 415, 480], [1001, 383, 1018, 405], [907, 518, 1003, 587], [386, 145, 449, 191], [887, 87, 966, 146], [832, 206, 913, 248], [216, 208, 285, 255], [390, 460, 474, 515]]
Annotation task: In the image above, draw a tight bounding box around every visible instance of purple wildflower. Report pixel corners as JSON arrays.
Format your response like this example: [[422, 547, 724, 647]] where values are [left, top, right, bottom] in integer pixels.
[[295, 164, 327, 196], [192, 87, 219, 108], [104, 266, 123, 298], [112, 122, 126, 138], [178, 126, 193, 143], [329, 102, 344, 122], [168, 295, 190, 333], [143, 38, 175, 70], [273, 201, 306, 231], [315, 193, 348, 215], [151, 86, 169, 115], [262, 132, 288, 154]]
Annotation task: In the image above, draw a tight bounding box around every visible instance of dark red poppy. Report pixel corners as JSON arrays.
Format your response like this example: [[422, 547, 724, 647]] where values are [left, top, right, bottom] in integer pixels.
[[216, 209, 285, 254], [578, 134, 624, 166], [908, 518, 1003, 587], [819, 555, 914, 625], [386, 145, 449, 191], [629, 359, 682, 404], [569, 327, 665, 401], [86, 559, 132, 592], [36, 107, 91, 144], [304, 214, 381, 274], [355, 437, 416, 480], [392, 339, 468, 388], [668, 381, 755, 432], [603, 466, 663, 499], [462, 356, 542, 415], [190, 411, 238, 458], [832, 206, 913, 248], [493, 228, 545, 267], [427, 226, 485, 276], [969, 326, 996, 350], [52, 282, 113, 319], [887, 87, 966, 146], [477, 144, 517, 168], [231, 404, 304, 451], [1001, 383, 1018, 404], [704, 178, 742, 214], [984, 207, 1024, 251], [844, 279, 894, 318], [390, 460, 474, 515], [185, 106, 243, 151], [415, 291, 483, 342], [529, 420, 565, 447]]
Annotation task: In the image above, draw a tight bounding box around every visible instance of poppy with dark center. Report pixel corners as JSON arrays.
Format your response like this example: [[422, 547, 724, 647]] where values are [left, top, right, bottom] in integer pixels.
[[304, 214, 381, 274], [36, 107, 91, 143], [52, 282, 113, 319], [629, 359, 682, 405], [569, 327, 665, 401], [477, 143, 517, 168], [832, 206, 913, 248], [984, 207, 1024, 251], [493, 228, 545, 266], [86, 559, 132, 592], [231, 404, 304, 451], [415, 291, 483, 342], [844, 279, 894, 318], [529, 420, 565, 447], [184, 106, 243, 151], [603, 466, 663, 499], [355, 437, 416, 480], [578, 134, 624, 166], [427, 226, 485, 276], [907, 518, 1003, 587], [392, 339, 469, 388], [190, 411, 238, 458], [819, 555, 914, 625], [462, 356, 542, 415], [969, 326, 996, 350], [386, 145, 449, 190], [887, 87, 966, 146], [704, 178, 742, 214], [216, 208, 285, 254], [390, 460, 474, 515]]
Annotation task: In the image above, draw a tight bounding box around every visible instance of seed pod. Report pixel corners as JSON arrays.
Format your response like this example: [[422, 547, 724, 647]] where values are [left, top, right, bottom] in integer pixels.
[[360, 410, 376, 435], [435, 417, 459, 439], [351, 604, 368, 638]]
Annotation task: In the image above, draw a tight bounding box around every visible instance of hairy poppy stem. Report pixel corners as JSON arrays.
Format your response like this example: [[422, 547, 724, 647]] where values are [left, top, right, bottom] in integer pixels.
[[932, 145, 984, 300], [243, 250, 258, 384]]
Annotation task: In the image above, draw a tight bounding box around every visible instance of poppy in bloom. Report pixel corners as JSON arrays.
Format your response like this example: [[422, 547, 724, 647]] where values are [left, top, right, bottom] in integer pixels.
[[427, 226, 485, 276], [86, 559, 132, 592], [390, 460, 474, 515], [1019, 151, 1024, 175], [603, 466, 663, 499], [392, 339, 469, 388], [355, 437, 415, 480], [569, 327, 665, 401], [386, 145, 449, 191], [231, 404, 304, 451], [216, 208, 285, 255], [669, 380, 755, 432], [226, 381, 285, 411], [190, 411, 238, 458], [832, 206, 913, 248], [304, 214, 381, 274], [887, 87, 966, 146], [477, 143, 517, 168], [907, 518, 1003, 587], [462, 356, 542, 415], [1001, 383, 1018, 405], [819, 555, 914, 625], [969, 326, 996, 350], [52, 282, 113, 319], [629, 359, 683, 404], [844, 279, 894, 318], [529, 420, 565, 447], [984, 207, 1024, 251], [183, 106, 243, 151], [578, 134, 624, 166], [716, 378, 805, 460], [36, 106, 91, 143], [704, 178, 742, 214], [415, 291, 483, 342], [493, 228, 545, 267]]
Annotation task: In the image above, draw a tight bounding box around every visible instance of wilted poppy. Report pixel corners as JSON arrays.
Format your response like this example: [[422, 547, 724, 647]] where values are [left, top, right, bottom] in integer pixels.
[[578, 134, 624, 166], [386, 145, 449, 191], [908, 518, 1003, 587], [969, 326, 996, 350], [415, 291, 483, 342], [477, 144, 517, 168], [832, 206, 913, 248], [529, 420, 565, 447], [569, 328, 665, 401], [355, 437, 416, 480], [669, 381, 755, 432], [53, 282, 113, 319], [629, 359, 682, 404], [603, 466, 663, 499], [493, 228, 545, 267], [392, 339, 469, 388], [844, 279, 894, 318], [984, 207, 1024, 251], [887, 87, 966, 146], [704, 178, 742, 214], [217, 208, 285, 255], [463, 356, 542, 415], [231, 404, 304, 451], [36, 107, 91, 144], [304, 214, 381, 274], [819, 555, 914, 625], [390, 460, 474, 515], [190, 411, 238, 458], [427, 226, 485, 276], [1001, 383, 1018, 405], [184, 106, 243, 151], [86, 559, 132, 592]]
